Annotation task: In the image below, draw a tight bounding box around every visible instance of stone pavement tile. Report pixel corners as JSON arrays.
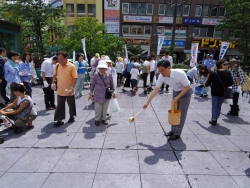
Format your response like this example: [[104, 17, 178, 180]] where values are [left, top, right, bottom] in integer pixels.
[[34, 133, 76, 148], [196, 135, 240, 151], [214, 123, 250, 136], [138, 150, 183, 175], [155, 114, 169, 122], [237, 124, 250, 134], [188, 175, 239, 188], [48, 121, 83, 133], [107, 122, 135, 134], [69, 133, 105, 149], [210, 151, 249, 176], [103, 133, 137, 150], [96, 150, 139, 173], [141, 174, 189, 188], [118, 102, 135, 108], [53, 149, 101, 172], [231, 175, 250, 188], [195, 108, 213, 116], [35, 113, 54, 121], [0, 172, 4, 178], [110, 113, 137, 123], [133, 107, 154, 115], [0, 131, 42, 148], [135, 122, 164, 134], [186, 123, 222, 135], [136, 133, 172, 151], [132, 114, 159, 123], [0, 172, 49, 188], [8, 148, 65, 172], [170, 135, 207, 151], [177, 151, 228, 175], [234, 117, 250, 125], [226, 135, 250, 151], [74, 112, 90, 122], [80, 121, 108, 133], [184, 115, 207, 124], [42, 173, 94, 188], [92, 174, 141, 188], [162, 124, 194, 135], [0, 148, 28, 172], [28, 121, 54, 132]]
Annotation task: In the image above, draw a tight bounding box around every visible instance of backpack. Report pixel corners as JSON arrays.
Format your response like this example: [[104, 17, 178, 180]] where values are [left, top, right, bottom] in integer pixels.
[[242, 74, 250, 91], [14, 99, 32, 120]]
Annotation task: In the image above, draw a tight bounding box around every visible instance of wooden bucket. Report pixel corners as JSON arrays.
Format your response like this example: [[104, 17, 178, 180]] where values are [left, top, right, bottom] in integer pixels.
[[168, 100, 181, 125]]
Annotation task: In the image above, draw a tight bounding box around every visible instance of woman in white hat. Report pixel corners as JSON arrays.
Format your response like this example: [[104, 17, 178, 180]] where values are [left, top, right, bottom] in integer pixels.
[[88, 60, 116, 125]]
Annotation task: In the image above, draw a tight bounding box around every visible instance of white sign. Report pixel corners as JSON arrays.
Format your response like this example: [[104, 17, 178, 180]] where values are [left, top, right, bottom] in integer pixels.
[[190, 43, 199, 67], [125, 44, 128, 60], [123, 15, 152, 22], [159, 17, 173, 23], [81, 38, 88, 62], [202, 18, 222, 25], [104, 0, 120, 10], [105, 22, 119, 33], [157, 36, 165, 55], [219, 42, 230, 59]]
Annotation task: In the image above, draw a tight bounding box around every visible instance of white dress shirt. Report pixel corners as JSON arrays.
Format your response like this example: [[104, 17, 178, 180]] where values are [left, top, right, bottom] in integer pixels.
[[161, 55, 173, 67], [41, 59, 54, 77]]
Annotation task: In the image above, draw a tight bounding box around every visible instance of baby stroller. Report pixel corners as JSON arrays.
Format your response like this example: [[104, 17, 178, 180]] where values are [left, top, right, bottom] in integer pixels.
[[0, 116, 16, 144]]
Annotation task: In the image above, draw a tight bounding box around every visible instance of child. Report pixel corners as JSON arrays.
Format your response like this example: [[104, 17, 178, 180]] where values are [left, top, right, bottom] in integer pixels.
[[130, 63, 140, 95], [0, 83, 37, 130]]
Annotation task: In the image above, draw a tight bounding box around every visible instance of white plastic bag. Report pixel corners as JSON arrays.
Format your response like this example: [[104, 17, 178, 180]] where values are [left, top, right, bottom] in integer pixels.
[[153, 75, 156, 85], [108, 98, 120, 114], [223, 99, 233, 105], [146, 74, 150, 86]]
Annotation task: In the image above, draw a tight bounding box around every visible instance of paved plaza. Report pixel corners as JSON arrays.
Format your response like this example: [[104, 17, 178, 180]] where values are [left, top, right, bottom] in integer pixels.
[[0, 84, 250, 188]]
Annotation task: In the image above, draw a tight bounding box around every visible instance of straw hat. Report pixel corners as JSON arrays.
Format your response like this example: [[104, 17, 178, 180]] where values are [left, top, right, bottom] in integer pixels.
[[117, 57, 123, 62], [228, 58, 238, 68]]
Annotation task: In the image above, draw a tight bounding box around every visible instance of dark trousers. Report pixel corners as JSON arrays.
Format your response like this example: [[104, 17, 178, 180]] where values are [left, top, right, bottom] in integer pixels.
[[43, 77, 55, 108], [124, 72, 132, 88], [0, 78, 10, 103], [10, 83, 17, 103], [117, 73, 122, 84], [230, 92, 239, 115], [54, 95, 76, 121], [142, 73, 148, 88], [23, 81, 32, 98], [187, 76, 193, 84]]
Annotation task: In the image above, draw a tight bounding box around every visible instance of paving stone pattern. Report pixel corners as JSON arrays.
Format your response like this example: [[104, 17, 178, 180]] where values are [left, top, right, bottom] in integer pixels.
[[0, 84, 250, 188]]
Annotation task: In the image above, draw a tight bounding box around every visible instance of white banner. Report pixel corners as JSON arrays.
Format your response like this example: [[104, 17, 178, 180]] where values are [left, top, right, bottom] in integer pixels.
[[190, 43, 199, 67], [73, 50, 75, 62], [219, 42, 230, 59], [81, 38, 88, 62], [124, 44, 128, 60], [157, 36, 165, 55]]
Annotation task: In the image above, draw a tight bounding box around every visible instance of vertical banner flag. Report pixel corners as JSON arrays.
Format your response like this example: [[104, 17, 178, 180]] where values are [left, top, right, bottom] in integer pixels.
[[157, 36, 165, 55], [81, 38, 88, 62], [219, 42, 230, 59], [125, 44, 128, 60], [72, 50, 75, 63], [190, 43, 199, 67]]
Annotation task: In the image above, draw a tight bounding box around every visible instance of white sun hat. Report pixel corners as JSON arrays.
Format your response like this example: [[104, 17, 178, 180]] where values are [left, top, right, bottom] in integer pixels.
[[97, 60, 108, 69]]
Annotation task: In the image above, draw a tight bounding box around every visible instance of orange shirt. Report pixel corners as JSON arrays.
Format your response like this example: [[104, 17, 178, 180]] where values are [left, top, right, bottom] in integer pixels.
[[53, 61, 78, 96]]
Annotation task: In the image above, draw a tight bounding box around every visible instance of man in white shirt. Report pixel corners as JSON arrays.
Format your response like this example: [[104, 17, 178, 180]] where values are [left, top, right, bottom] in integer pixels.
[[143, 60, 192, 140], [121, 55, 128, 84], [41, 56, 58, 110], [160, 51, 173, 91], [186, 65, 201, 84]]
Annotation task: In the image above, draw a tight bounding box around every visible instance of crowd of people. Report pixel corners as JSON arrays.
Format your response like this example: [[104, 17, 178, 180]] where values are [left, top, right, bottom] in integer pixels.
[[0, 46, 249, 141]]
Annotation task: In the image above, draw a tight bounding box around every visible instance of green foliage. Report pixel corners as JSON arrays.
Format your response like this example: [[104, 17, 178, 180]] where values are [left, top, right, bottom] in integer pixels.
[[168, 44, 177, 64], [55, 17, 124, 61], [216, 0, 250, 68], [172, 64, 190, 69], [126, 44, 144, 59]]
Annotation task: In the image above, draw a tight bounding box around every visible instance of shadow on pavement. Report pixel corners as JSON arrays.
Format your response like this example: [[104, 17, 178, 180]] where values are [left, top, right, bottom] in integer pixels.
[[194, 120, 231, 135], [223, 115, 250, 125], [245, 168, 250, 177], [82, 118, 107, 139]]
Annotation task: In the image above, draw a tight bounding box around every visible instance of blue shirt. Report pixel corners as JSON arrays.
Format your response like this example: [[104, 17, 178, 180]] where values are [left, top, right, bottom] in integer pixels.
[[19, 61, 32, 82], [77, 61, 86, 74], [126, 61, 134, 72], [202, 59, 210, 68], [4, 59, 21, 83]]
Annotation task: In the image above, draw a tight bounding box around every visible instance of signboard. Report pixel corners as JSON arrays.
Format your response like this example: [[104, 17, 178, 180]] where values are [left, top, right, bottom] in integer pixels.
[[202, 18, 222, 25], [124, 38, 151, 45], [123, 15, 152, 23], [104, 10, 120, 21], [104, 0, 120, 34], [183, 17, 201, 25], [162, 40, 186, 47], [104, 0, 120, 10], [192, 38, 236, 49], [154, 16, 182, 24], [105, 22, 119, 33]]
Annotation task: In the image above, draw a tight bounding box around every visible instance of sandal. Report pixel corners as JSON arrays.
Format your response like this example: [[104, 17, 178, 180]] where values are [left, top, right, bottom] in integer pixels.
[[46, 107, 55, 110]]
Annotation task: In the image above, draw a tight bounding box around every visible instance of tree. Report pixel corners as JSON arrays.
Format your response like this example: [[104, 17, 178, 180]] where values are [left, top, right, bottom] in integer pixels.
[[216, 0, 250, 68], [0, 0, 67, 57], [56, 17, 124, 61], [126, 43, 144, 59]]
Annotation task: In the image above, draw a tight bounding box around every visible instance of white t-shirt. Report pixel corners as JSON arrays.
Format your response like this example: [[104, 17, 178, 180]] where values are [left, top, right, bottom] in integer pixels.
[[90, 57, 96, 66], [41, 59, 54, 77], [17, 95, 37, 116], [161, 55, 173, 67], [156, 69, 190, 92], [130, 68, 139, 80], [149, 60, 155, 72]]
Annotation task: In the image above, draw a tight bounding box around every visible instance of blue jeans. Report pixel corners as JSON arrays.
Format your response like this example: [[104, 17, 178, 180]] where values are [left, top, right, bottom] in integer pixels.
[[211, 96, 224, 121], [23, 81, 32, 98]]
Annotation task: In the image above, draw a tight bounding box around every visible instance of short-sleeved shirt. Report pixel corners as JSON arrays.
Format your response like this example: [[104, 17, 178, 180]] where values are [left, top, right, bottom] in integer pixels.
[[156, 69, 190, 92], [41, 59, 54, 77], [149, 60, 155, 72], [130, 68, 139, 80], [53, 61, 78, 96], [161, 56, 173, 67]]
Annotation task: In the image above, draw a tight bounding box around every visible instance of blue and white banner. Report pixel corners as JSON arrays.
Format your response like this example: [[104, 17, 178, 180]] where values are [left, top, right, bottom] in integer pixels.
[[81, 38, 88, 62], [219, 42, 230, 59], [125, 44, 128, 60], [190, 43, 199, 67], [157, 36, 165, 55]]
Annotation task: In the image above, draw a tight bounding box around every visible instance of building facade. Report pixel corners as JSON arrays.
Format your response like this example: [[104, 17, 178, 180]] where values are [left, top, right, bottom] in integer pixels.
[[119, 0, 240, 62]]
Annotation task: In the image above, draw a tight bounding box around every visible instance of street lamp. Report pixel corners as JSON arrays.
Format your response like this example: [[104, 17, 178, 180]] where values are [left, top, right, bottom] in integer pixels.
[[164, 0, 187, 48]]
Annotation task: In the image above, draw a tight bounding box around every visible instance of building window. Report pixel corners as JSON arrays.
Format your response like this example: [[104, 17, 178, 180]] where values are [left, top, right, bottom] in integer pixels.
[[144, 26, 152, 34], [183, 5, 190, 16], [66, 4, 74, 17], [165, 26, 172, 36], [122, 25, 130, 34], [138, 3, 145, 15], [176, 5, 182, 16], [219, 6, 226, 17], [130, 3, 137, 14], [214, 29, 222, 38], [195, 5, 202, 16], [146, 3, 154, 15], [203, 5, 210, 17], [193, 27, 207, 37], [157, 26, 165, 35], [211, 5, 218, 17], [122, 3, 129, 14], [88, 4, 96, 17], [178, 27, 187, 37], [159, 4, 166, 15], [130, 25, 143, 35], [166, 5, 173, 16], [77, 4, 85, 17]]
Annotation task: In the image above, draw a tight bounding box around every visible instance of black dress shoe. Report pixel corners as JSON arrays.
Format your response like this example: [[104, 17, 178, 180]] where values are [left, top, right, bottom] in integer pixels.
[[54, 121, 64, 127], [168, 135, 180, 140], [68, 118, 75, 123], [95, 121, 100, 126], [102, 120, 108, 125], [165, 131, 174, 136], [209, 120, 217, 126]]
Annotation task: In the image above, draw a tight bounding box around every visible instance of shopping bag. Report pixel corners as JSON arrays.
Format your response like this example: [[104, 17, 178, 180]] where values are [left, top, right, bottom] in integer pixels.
[[153, 75, 156, 85], [146, 74, 150, 86], [110, 98, 120, 113], [237, 86, 242, 104]]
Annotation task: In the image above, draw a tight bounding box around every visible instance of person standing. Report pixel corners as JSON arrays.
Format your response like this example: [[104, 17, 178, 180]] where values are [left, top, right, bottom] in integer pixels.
[[0, 47, 10, 106], [209, 54, 216, 71], [143, 60, 192, 140], [160, 51, 173, 91], [130, 63, 140, 95], [122, 57, 134, 92], [148, 56, 156, 91], [142, 57, 151, 94], [41, 56, 58, 110], [51, 51, 78, 127], [115, 57, 124, 86], [202, 54, 210, 69], [197, 66, 210, 97], [74, 53, 88, 98]]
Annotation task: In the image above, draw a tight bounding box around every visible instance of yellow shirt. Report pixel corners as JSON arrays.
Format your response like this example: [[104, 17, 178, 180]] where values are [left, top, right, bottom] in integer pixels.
[[53, 61, 78, 96]]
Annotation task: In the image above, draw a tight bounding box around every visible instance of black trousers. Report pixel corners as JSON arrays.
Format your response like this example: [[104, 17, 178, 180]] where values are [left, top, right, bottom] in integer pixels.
[[142, 73, 148, 88], [43, 77, 55, 108], [0, 78, 10, 103], [117, 73, 122, 84], [230, 92, 239, 115], [54, 95, 76, 121]]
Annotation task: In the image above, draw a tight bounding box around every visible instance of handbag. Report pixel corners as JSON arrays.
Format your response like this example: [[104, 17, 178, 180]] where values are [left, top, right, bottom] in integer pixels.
[[98, 73, 113, 99], [14, 99, 32, 120], [217, 72, 233, 99]]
